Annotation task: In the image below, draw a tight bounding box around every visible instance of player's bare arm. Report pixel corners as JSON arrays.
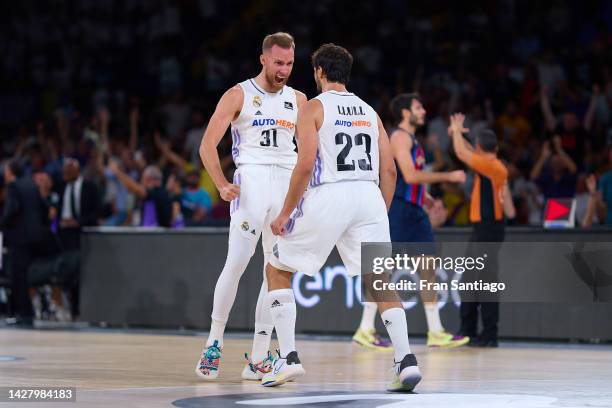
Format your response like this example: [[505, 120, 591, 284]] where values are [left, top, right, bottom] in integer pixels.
[[295, 90, 308, 110], [377, 115, 397, 210], [390, 129, 465, 184], [449, 113, 474, 165], [199, 85, 244, 201], [270, 98, 321, 235], [293, 90, 308, 141]]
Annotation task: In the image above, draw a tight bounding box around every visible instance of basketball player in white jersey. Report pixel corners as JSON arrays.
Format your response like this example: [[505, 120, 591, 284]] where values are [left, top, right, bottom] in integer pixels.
[[195, 32, 307, 380], [261, 44, 421, 391]]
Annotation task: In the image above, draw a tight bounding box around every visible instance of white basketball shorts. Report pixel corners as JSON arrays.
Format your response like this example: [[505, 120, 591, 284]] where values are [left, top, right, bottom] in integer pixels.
[[271, 180, 391, 277]]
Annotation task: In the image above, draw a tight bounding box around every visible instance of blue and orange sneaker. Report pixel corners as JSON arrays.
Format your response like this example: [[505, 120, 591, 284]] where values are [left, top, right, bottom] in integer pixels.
[[352, 328, 393, 352], [427, 331, 470, 348], [195, 340, 222, 380]]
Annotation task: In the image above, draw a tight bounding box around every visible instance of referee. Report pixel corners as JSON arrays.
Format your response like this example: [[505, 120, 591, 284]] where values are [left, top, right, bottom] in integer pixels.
[[449, 113, 512, 347]]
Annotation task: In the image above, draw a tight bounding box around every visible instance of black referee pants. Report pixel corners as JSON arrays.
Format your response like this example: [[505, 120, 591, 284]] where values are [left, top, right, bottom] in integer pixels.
[[459, 222, 505, 341]]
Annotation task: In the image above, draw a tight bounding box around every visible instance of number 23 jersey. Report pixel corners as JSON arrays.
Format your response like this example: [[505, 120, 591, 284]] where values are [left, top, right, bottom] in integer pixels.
[[310, 90, 380, 187], [231, 79, 298, 169]]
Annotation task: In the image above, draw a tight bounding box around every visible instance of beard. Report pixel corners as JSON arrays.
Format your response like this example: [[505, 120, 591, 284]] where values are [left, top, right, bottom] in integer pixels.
[[409, 115, 425, 128], [265, 70, 288, 91]]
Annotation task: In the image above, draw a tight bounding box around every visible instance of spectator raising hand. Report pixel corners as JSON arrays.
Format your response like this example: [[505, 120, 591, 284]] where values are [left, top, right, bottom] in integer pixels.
[[109, 160, 173, 227], [530, 136, 577, 200]]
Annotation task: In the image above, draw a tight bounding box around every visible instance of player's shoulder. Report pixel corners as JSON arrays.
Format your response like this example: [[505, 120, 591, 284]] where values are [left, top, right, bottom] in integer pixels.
[[294, 89, 308, 101], [351, 92, 373, 106], [304, 97, 323, 112], [389, 128, 412, 144], [297, 98, 323, 123], [292, 89, 308, 108], [225, 84, 244, 98], [218, 84, 245, 110], [354, 95, 379, 120]]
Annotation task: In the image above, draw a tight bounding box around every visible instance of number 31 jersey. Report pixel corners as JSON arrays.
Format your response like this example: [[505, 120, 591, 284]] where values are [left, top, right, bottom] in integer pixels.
[[310, 90, 380, 187], [231, 79, 298, 169]]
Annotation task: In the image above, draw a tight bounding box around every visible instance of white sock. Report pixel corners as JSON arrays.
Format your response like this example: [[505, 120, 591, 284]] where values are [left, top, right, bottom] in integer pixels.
[[251, 265, 274, 363], [359, 302, 377, 332], [206, 226, 258, 349], [206, 317, 226, 347], [424, 303, 444, 333], [251, 323, 274, 363], [381, 307, 411, 362], [267, 289, 296, 358]]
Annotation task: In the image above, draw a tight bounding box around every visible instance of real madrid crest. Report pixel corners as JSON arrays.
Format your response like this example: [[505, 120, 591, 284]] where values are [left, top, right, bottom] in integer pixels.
[[241, 221, 250, 231], [252, 95, 262, 108]]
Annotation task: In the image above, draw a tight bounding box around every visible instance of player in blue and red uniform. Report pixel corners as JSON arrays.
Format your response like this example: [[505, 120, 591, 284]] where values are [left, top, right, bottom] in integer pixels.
[[386, 93, 469, 348]]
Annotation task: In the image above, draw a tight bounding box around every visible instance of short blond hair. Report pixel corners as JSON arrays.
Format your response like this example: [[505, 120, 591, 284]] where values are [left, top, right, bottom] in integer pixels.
[[262, 32, 295, 52]]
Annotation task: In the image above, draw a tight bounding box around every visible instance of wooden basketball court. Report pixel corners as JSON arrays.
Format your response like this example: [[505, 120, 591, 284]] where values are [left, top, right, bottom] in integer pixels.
[[1, 328, 611, 407]]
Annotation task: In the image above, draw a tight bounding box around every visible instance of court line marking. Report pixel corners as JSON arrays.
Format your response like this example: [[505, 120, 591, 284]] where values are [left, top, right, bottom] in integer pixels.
[[77, 382, 396, 393], [76, 377, 601, 394]]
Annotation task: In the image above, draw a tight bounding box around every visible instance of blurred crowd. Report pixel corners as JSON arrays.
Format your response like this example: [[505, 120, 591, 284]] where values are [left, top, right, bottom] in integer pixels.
[[1, 0, 612, 231]]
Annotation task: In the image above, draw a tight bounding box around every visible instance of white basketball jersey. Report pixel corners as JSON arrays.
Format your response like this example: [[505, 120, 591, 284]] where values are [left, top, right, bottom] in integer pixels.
[[310, 90, 380, 187], [230, 79, 298, 168]]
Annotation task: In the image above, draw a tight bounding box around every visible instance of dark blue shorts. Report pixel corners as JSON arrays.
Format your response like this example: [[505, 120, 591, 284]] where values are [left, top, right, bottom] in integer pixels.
[[389, 198, 435, 254]]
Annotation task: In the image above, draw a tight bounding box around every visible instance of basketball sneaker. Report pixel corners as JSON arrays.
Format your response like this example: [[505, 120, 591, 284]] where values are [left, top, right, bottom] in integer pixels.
[[352, 328, 393, 351], [261, 351, 305, 386], [241, 351, 276, 380], [426, 331, 470, 348], [387, 353, 422, 392], [195, 340, 222, 380]]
